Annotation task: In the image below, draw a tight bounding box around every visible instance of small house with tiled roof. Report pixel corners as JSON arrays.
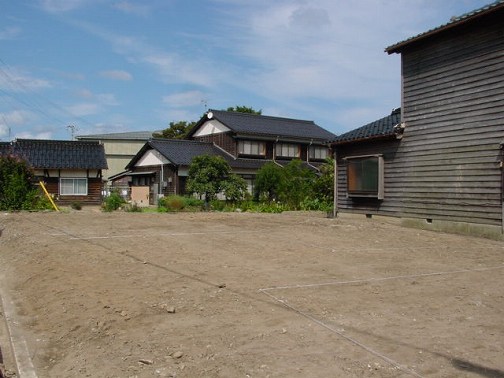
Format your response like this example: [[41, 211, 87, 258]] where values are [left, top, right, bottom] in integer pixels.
[[115, 111, 335, 205], [1, 139, 107, 205], [331, 0, 504, 238]]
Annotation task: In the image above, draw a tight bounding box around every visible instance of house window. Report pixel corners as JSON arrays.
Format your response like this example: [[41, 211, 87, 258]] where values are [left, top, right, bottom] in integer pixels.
[[276, 143, 299, 158], [309, 146, 329, 160], [238, 141, 266, 156], [60, 178, 88, 195], [346, 155, 384, 199]]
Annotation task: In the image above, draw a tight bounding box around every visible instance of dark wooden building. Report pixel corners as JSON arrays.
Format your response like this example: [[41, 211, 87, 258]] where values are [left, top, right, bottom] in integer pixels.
[[1, 139, 108, 205], [332, 2, 504, 238]]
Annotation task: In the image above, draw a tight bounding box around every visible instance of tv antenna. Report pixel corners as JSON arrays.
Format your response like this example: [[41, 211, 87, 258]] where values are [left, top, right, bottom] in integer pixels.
[[67, 125, 78, 140]]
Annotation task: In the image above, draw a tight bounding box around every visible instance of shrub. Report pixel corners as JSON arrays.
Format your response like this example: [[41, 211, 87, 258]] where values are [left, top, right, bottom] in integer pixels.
[[71, 202, 82, 210], [210, 199, 226, 211], [124, 203, 142, 212], [102, 192, 125, 212], [0, 155, 38, 211], [183, 196, 204, 208], [158, 195, 186, 211]]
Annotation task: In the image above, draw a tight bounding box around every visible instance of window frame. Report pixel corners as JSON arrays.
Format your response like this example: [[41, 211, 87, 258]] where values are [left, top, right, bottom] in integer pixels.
[[345, 154, 384, 200], [275, 143, 300, 158], [309, 146, 329, 160], [60, 178, 88, 196], [238, 140, 266, 156]]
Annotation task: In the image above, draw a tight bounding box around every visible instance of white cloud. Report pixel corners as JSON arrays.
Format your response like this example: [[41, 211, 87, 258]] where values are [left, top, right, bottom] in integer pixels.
[[16, 130, 53, 140], [1, 110, 31, 125], [39, 0, 91, 13], [96, 93, 119, 106], [76, 89, 94, 98], [74, 90, 119, 106], [70, 20, 215, 87], [0, 68, 51, 92], [0, 27, 21, 40], [112, 2, 151, 17], [162, 91, 206, 108], [65, 103, 99, 117], [0, 124, 9, 138], [99, 70, 133, 81]]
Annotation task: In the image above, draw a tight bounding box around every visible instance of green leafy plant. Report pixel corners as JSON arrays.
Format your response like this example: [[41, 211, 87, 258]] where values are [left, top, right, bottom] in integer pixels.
[[254, 162, 283, 202], [222, 174, 248, 204], [102, 191, 125, 212], [0, 155, 39, 211], [186, 155, 231, 210]]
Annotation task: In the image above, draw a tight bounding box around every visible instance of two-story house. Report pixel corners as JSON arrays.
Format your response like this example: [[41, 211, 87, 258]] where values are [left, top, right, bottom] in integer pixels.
[[331, 1, 504, 239], [114, 110, 335, 205]]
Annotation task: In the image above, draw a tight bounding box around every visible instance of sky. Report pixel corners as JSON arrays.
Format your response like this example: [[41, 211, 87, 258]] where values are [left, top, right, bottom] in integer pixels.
[[0, 0, 493, 141]]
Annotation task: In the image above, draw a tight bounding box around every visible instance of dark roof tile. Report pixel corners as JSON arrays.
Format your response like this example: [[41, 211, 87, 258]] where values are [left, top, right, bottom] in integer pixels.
[[386, 1, 504, 54], [190, 110, 335, 142], [7, 139, 108, 169], [332, 108, 402, 145]]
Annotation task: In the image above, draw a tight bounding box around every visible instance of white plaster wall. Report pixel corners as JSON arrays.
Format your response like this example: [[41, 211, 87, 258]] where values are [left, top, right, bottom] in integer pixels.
[[193, 120, 230, 136]]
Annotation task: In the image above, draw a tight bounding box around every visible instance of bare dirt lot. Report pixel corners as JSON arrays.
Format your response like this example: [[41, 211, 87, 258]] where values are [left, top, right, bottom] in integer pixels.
[[0, 210, 503, 378]]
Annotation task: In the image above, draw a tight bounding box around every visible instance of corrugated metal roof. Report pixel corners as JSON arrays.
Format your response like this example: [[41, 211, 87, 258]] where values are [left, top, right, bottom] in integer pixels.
[[331, 108, 402, 145], [386, 0, 504, 54], [77, 130, 159, 140]]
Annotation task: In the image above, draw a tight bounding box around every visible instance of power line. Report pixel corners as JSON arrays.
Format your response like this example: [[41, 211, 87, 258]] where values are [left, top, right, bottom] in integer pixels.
[[0, 57, 98, 132]]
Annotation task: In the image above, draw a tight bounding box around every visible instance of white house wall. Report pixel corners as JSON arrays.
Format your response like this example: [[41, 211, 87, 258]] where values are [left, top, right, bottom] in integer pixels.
[[193, 120, 230, 137], [136, 150, 171, 167]]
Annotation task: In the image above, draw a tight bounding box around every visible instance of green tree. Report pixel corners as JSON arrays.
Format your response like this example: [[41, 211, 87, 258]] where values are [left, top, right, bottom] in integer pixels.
[[254, 162, 284, 202], [0, 155, 37, 210], [222, 174, 248, 203], [225, 106, 262, 115], [312, 158, 334, 203], [278, 159, 316, 210], [186, 155, 231, 208], [153, 121, 196, 139]]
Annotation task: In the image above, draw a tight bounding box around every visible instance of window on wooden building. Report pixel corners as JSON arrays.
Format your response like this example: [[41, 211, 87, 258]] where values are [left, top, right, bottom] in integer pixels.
[[60, 178, 88, 195], [276, 143, 299, 158], [309, 146, 329, 160], [346, 155, 384, 199], [238, 141, 266, 156]]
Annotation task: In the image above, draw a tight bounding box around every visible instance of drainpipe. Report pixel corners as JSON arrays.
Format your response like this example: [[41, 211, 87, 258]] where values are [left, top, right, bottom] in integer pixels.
[[333, 149, 338, 218], [306, 139, 320, 172], [273, 136, 282, 167]]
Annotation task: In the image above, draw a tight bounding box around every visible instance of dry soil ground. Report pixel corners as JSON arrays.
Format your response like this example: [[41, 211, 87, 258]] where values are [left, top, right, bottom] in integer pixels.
[[0, 210, 503, 378]]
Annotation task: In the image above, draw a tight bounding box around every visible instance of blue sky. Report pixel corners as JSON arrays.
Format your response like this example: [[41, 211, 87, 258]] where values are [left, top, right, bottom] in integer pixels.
[[0, 0, 492, 140]]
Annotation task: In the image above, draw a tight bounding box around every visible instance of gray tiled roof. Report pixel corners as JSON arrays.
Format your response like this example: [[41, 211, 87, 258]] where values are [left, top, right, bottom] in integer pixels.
[[0, 142, 11, 155], [6, 139, 108, 169], [148, 139, 221, 166], [190, 110, 335, 142], [386, 0, 504, 53], [126, 139, 313, 171], [332, 108, 401, 145]]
